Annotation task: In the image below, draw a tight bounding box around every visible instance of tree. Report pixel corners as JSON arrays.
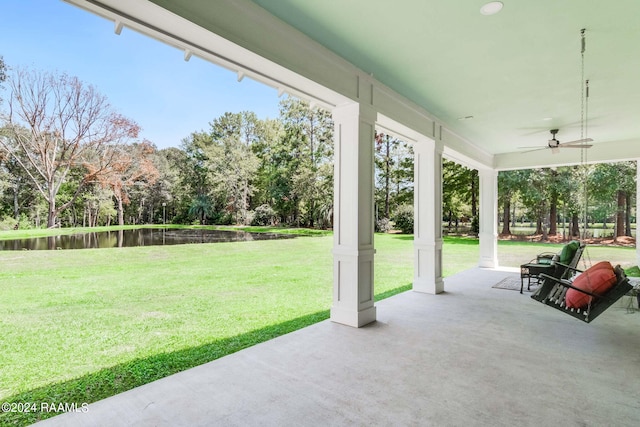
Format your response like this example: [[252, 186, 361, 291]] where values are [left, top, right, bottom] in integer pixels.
[[589, 161, 636, 239], [145, 147, 181, 224], [0, 55, 6, 102], [498, 169, 525, 235], [374, 132, 413, 221], [375, 132, 393, 218], [96, 141, 160, 226], [251, 118, 285, 212], [277, 97, 333, 227], [175, 132, 216, 223], [0, 68, 140, 227], [207, 111, 261, 224], [517, 168, 551, 237], [442, 159, 476, 232], [188, 194, 214, 225]]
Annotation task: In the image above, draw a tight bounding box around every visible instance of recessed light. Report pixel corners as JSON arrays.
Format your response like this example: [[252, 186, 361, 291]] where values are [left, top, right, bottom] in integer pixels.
[[542, 117, 553, 121], [480, 1, 503, 16]]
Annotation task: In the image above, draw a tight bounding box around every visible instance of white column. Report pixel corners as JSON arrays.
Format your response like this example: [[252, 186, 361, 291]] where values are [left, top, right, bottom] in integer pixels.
[[636, 160, 640, 267], [478, 168, 498, 268], [413, 137, 444, 294], [330, 102, 377, 327]]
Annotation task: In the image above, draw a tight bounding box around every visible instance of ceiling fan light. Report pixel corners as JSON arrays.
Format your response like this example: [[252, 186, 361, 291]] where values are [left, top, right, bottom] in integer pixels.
[[480, 2, 504, 16]]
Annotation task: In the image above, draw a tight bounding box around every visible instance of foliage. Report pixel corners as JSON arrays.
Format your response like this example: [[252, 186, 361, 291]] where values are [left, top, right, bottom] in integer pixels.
[[392, 204, 414, 234], [0, 55, 6, 100], [275, 97, 334, 227], [0, 213, 31, 231], [375, 217, 392, 233], [0, 68, 141, 227], [251, 203, 277, 226], [374, 132, 413, 220], [188, 194, 215, 225], [588, 161, 636, 237], [0, 64, 635, 236], [442, 159, 478, 232], [499, 162, 637, 239], [207, 111, 261, 224]]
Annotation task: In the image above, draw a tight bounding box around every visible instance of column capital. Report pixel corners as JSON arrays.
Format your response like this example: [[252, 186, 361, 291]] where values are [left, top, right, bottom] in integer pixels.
[[332, 101, 377, 124]]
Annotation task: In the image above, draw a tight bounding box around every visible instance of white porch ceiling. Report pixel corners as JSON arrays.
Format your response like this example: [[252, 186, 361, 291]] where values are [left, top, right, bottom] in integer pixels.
[[68, 0, 640, 169], [247, 0, 640, 162]]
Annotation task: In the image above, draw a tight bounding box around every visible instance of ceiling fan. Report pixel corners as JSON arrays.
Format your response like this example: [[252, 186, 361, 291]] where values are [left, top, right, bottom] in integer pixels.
[[519, 129, 593, 154]]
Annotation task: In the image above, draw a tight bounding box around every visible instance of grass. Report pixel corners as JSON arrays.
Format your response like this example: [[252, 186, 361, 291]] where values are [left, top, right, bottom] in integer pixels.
[[0, 228, 636, 425], [0, 231, 420, 425]]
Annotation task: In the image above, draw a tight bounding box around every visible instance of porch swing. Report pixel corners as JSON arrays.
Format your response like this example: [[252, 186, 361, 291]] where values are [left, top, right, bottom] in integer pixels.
[[530, 29, 633, 322]]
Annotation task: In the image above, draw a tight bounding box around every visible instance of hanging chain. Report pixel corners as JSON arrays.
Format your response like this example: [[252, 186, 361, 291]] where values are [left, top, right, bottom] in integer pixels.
[[579, 29, 592, 267], [580, 29, 588, 241]]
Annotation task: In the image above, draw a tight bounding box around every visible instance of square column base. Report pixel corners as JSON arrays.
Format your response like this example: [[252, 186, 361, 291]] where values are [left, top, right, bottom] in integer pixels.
[[413, 277, 444, 294], [330, 305, 377, 328]]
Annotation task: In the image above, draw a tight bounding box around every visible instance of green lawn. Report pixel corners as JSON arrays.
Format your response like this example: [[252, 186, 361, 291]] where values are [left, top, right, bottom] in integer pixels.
[[0, 229, 636, 425]]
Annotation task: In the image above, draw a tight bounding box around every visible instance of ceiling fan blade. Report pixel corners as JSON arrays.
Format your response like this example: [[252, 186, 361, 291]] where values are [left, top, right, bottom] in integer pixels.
[[558, 138, 593, 146], [559, 144, 593, 149], [518, 147, 548, 153]]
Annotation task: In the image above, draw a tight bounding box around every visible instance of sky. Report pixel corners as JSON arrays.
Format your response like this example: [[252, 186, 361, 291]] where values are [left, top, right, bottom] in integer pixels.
[[0, 0, 283, 149]]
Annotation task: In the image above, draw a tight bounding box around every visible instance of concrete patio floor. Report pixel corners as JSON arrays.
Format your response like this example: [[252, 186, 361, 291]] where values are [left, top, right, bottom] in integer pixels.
[[36, 267, 640, 426]]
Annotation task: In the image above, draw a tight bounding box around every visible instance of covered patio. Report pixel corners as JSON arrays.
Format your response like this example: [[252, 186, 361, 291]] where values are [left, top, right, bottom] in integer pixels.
[[63, 0, 640, 328], [36, 267, 640, 426], [44, 0, 640, 424]]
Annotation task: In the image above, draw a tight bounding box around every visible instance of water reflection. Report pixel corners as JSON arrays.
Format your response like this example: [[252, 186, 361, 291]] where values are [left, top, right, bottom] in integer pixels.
[[0, 228, 295, 251]]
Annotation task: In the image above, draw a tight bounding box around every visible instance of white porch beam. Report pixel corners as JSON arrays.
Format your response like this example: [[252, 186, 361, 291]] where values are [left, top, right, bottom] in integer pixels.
[[413, 137, 444, 294], [330, 102, 377, 328], [478, 168, 498, 268]]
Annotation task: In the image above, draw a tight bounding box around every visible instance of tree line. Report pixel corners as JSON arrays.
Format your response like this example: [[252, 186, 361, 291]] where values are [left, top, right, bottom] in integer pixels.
[[499, 163, 636, 240], [0, 63, 636, 236]]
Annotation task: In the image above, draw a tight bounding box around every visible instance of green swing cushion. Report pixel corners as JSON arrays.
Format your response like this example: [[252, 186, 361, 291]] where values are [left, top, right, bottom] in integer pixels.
[[559, 240, 579, 264], [565, 261, 617, 309]]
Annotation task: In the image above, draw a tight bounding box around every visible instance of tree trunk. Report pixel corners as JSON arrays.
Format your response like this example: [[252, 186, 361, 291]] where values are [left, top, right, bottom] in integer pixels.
[[535, 216, 543, 235], [571, 213, 580, 237], [615, 190, 625, 237], [384, 136, 390, 218], [625, 192, 632, 236], [117, 195, 125, 226], [47, 204, 57, 228], [12, 181, 20, 220], [471, 170, 478, 218], [501, 199, 511, 235], [549, 194, 558, 235]]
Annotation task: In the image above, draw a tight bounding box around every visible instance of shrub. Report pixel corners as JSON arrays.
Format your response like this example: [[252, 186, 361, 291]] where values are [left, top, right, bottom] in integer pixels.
[[0, 214, 32, 231], [251, 204, 277, 226], [375, 217, 391, 233], [0, 216, 17, 231], [392, 204, 414, 234], [471, 215, 479, 234]]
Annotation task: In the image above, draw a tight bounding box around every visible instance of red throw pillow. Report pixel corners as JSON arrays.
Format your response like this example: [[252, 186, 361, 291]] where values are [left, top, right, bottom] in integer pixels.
[[587, 261, 615, 273], [565, 262, 617, 309]]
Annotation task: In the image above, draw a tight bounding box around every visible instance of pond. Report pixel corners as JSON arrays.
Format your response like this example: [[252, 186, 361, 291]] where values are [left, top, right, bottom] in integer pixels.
[[0, 228, 295, 251]]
